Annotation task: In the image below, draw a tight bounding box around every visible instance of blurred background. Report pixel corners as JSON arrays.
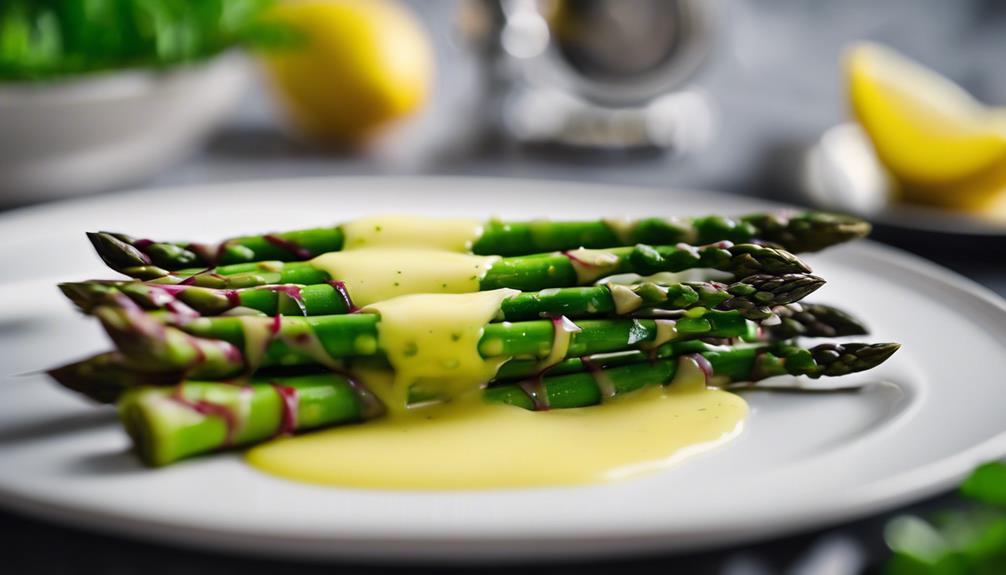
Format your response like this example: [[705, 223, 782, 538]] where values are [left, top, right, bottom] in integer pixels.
[[2, 0, 1006, 572], [4, 0, 1006, 280]]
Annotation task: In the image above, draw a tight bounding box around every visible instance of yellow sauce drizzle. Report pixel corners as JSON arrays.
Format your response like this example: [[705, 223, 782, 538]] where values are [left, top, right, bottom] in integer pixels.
[[642, 319, 679, 349], [602, 216, 636, 245], [609, 284, 644, 314], [246, 369, 747, 489], [310, 248, 499, 306], [340, 215, 483, 252], [534, 316, 581, 372], [565, 248, 621, 283], [236, 316, 348, 370], [360, 289, 519, 413]]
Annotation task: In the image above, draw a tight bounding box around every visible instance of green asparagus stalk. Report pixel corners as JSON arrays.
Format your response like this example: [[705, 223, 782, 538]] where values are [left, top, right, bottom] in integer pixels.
[[88, 211, 868, 272], [59, 274, 825, 322], [113, 340, 898, 466], [50, 341, 730, 405], [49, 341, 740, 406], [88, 298, 757, 378], [488, 340, 901, 408], [494, 338, 897, 383], [105, 241, 811, 288]]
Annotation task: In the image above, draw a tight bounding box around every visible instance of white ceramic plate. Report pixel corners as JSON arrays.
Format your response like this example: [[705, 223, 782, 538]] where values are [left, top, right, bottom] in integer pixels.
[[1, 177, 1005, 562]]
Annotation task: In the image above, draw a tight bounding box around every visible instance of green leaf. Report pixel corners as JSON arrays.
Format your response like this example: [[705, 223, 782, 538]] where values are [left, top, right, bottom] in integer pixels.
[[884, 553, 971, 575], [885, 463, 1006, 574], [0, 0, 283, 81], [961, 462, 1006, 507], [886, 515, 950, 565], [885, 511, 1006, 574]]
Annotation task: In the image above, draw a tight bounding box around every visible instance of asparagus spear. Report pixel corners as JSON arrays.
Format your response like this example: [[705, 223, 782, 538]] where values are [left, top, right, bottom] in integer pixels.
[[87, 299, 757, 378], [88, 212, 868, 271], [494, 338, 896, 383], [101, 241, 811, 288], [59, 274, 825, 321], [496, 300, 873, 380], [113, 340, 898, 466], [47, 350, 388, 414], [490, 341, 902, 407]]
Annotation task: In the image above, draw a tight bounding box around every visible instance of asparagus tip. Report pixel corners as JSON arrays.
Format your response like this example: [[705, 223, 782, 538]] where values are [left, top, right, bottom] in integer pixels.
[[867, 341, 901, 361], [87, 231, 151, 272], [728, 244, 813, 278], [768, 302, 870, 339], [819, 212, 872, 239], [47, 360, 122, 404], [811, 341, 901, 377], [58, 281, 109, 312], [723, 273, 824, 321], [789, 212, 872, 252]]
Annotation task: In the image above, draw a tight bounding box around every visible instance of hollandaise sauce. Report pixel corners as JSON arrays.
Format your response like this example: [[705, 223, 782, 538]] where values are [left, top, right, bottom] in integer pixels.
[[339, 215, 484, 252], [246, 285, 747, 489], [310, 249, 498, 307], [247, 368, 746, 489]]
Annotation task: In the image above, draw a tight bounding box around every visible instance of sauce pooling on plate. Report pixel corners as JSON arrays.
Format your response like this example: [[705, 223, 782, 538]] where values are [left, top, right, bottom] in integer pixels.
[[245, 279, 748, 489], [247, 368, 746, 489]]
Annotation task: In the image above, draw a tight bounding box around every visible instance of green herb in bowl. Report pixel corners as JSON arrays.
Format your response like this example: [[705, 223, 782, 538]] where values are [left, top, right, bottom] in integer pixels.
[[0, 0, 287, 81]]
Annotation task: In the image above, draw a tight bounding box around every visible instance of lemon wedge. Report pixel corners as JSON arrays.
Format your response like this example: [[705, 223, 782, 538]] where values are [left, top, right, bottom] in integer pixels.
[[846, 42, 1006, 191], [260, 0, 434, 146]]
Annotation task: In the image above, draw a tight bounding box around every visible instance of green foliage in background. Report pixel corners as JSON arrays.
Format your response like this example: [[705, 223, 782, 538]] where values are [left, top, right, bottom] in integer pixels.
[[0, 0, 291, 81], [885, 462, 1006, 574]]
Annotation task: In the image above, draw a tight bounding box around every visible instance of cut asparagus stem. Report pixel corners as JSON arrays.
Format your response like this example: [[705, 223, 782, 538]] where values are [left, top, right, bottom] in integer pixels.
[[59, 274, 825, 322], [118, 372, 364, 467], [113, 340, 898, 466], [87, 298, 756, 379], [103, 241, 811, 288], [87, 212, 869, 272]]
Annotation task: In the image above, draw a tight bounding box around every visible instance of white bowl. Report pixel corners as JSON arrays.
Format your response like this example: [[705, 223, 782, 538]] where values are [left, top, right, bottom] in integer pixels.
[[0, 53, 249, 205]]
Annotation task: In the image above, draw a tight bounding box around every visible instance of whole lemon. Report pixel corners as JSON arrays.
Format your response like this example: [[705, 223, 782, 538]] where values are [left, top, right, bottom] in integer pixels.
[[260, 0, 434, 146]]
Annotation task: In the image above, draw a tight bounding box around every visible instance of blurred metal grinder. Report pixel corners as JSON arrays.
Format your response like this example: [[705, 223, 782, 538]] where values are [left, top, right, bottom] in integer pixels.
[[460, 0, 718, 150]]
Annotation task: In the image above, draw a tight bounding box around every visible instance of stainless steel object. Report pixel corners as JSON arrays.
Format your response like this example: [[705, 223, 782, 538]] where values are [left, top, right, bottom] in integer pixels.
[[459, 0, 719, 150]]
